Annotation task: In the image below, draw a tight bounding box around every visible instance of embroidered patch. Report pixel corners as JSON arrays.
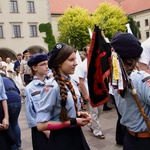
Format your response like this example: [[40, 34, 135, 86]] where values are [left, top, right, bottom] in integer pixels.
[[44, 85, 53, 92], [146, 80, 150, 88], [31, 90, 41, 96]]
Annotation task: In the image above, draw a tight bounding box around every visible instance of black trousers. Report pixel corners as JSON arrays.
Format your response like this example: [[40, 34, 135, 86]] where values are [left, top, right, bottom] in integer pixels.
[[123, 131, 150, 150], [48, 126, 90, 150], [0, 102, 15, 150], [31, 127, 49, 150], [24, 75, 32, 85], [110, 94, 126, 145]]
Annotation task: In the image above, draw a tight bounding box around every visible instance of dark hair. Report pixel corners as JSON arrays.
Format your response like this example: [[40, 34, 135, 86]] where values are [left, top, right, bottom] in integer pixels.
[[112, 31, 123, 39], [17, 53, 22, 56], [122, 57, 139, 75], [82, 44, 90, 52], [0, 73, 6, 77], [119, 57, 139, 98], [49, 46, 76, 122]]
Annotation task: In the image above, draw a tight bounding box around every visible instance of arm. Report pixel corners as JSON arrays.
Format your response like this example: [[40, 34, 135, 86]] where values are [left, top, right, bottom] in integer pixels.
[[79, 78, 89, 101], [20, 61, 26, 86], [138, 62, 150, 74], [1, 100, 9, 130], [37, 117, 91, 131]]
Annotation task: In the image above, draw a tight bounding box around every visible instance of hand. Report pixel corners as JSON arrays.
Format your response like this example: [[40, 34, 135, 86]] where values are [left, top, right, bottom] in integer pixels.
[[1, 118, 9, 130], [76, 117, 91, 127], [43, 130, 50, 139], [0, 123, 5, 130], [83, 95, 90, 102], [23, 81, 26, 86], [78, 111, 91, 119], [7, 70, 12, 73]]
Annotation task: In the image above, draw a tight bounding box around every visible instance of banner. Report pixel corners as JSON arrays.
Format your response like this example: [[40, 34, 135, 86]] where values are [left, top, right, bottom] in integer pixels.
[[88, 25, 111, 107]]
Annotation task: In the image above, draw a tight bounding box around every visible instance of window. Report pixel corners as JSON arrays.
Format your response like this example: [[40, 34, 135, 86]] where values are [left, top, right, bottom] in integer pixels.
[[10, 1, 18, 12], [137, 21, 140, 28], [138, 32, 141, 40], [0, 26, 3, 38], [146, 31, 149, 38], [13, 25, 21, 37], [145, 19, 149, 26], [30, 25, 37, 37], [27, 1, 35, 13]]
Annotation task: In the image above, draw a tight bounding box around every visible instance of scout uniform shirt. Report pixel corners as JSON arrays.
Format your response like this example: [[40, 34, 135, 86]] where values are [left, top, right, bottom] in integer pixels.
[[0, 75, 7, 101], [113, 70, 150, 133], [25, 76, 48, 128], [36, 76, 80, 123]]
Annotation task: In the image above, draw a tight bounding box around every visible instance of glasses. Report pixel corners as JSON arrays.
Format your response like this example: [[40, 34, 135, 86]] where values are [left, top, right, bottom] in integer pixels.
[[37, 63, 48, 66]]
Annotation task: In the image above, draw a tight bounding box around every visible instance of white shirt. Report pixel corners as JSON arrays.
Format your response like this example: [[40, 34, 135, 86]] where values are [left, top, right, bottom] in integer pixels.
[[139, 37, 150, 68], [76, 58, 89, 93]]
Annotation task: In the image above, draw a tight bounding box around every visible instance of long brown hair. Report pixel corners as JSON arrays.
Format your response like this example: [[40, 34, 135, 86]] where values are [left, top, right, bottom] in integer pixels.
[[49, 46, 77, 122]]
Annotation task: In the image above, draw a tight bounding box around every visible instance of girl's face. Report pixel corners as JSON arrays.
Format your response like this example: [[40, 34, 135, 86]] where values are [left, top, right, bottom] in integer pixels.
[[32, 60, 49, 76], [58, 52, 77, 76]]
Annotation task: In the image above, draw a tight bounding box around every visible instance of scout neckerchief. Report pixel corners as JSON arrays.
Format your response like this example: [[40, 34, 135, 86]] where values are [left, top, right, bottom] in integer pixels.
[[61, 76, 78, 117]]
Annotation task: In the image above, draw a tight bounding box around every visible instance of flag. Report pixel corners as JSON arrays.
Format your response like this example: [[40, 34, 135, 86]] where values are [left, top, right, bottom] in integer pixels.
[[126, 23, 133, 34], [87, 25, 111, 107]]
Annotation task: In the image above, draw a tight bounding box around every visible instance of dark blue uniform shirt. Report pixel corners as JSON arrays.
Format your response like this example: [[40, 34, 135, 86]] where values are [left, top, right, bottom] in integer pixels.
[[2, 77, 21, 103]]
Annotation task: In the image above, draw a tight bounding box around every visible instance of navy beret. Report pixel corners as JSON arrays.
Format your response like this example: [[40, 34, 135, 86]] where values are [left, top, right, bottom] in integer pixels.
[[111, 33, 143, 58], [27, 53, 48, 67], [23, 49, 29, 54], [48, 43, 67, 63]]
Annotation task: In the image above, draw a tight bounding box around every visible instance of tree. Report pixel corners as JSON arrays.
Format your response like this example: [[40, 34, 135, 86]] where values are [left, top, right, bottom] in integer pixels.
[[58, 6, 93, 50], [92, 2, 128, 40], [39, 22, 56, 51], [127, 15, 140, 38]]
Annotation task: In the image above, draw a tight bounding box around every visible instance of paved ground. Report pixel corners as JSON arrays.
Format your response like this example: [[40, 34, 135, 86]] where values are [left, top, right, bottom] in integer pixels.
[[19, 101, 123, 150]]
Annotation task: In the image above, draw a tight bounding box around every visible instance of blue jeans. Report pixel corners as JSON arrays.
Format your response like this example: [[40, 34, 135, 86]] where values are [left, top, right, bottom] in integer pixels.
[[8, 102, 22, 150]]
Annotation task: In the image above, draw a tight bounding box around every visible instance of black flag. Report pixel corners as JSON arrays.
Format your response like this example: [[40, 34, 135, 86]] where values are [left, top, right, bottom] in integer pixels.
[[88, 25, 111, 107]]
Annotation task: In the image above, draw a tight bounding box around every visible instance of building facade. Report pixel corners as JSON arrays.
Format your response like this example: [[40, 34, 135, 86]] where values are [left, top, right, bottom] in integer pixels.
[[50, 0, 150, 43], [0, 0, 51, 60], [130, 9, 150, 42]]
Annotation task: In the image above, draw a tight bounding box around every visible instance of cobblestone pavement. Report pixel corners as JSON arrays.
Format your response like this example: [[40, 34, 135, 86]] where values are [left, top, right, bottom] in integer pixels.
[[19, 101, 123, 150]]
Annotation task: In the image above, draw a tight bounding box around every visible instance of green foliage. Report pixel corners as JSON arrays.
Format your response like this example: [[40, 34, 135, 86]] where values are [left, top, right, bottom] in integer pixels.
[[92, 2, 129, 40], [58, 6, 94, 50], [39, 22, 56, 51], [127, 15, 140, 38]]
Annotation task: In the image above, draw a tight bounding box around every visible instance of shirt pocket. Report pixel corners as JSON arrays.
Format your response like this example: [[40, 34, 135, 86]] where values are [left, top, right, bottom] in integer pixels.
[[31, 94, 41, 112]]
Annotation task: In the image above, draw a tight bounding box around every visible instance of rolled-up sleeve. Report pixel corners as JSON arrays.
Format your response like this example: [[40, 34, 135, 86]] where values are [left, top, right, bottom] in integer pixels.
[[0, 76, 7, 101]]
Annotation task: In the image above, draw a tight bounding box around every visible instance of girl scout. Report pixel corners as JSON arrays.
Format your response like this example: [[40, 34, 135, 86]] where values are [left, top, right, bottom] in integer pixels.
[[111, 33, 150, 150], [36, 43, 91, 150], [25, 53, 50, 150]]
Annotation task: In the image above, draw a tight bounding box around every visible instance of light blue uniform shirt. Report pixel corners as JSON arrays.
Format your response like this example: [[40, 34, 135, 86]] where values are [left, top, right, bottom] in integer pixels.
[[0, 75, 7, 101], [114, 70, 150, 132], [36, 76, 80, 123], [25, 76, 48, 128]]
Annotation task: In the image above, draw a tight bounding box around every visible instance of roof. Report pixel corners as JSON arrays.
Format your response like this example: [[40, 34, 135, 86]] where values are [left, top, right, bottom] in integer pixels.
[[50, 0, 150, 15]]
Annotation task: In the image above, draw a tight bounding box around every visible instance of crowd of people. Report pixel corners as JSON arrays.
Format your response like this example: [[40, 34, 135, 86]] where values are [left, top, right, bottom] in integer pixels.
[[0, 31, 150, 150]]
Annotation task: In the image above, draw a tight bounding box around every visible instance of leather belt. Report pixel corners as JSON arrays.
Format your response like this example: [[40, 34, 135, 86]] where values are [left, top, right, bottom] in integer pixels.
[[6, 88, 17, 92], [128, 129, 150, 138]]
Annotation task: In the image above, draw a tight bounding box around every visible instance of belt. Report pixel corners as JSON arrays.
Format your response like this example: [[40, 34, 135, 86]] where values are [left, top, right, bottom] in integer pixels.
[[6, 88, 17, 92], [24, 74, 30, 76], [128, 129, 150, 138]]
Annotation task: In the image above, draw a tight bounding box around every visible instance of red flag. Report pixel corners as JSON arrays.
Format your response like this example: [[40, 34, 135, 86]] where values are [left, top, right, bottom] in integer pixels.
[[88, 25, 111, 107]]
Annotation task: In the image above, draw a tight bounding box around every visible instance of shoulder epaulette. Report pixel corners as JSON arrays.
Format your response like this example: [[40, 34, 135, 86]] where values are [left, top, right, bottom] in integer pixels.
[[142, 76, 150, 82]]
